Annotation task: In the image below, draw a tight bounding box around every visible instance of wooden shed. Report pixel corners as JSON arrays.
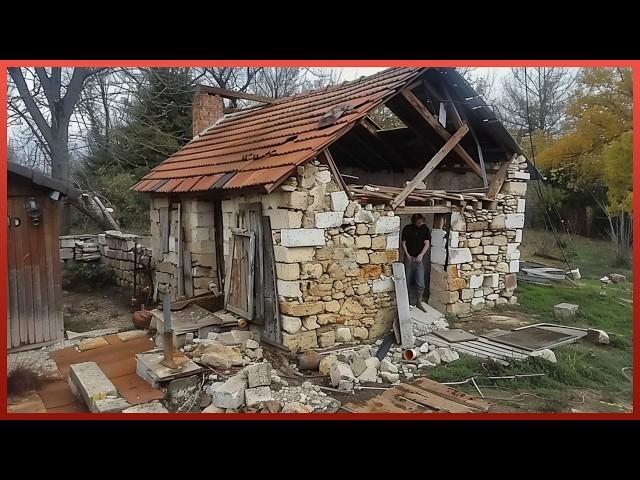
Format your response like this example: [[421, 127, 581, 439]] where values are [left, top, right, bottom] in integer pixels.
[[7, 162, 77, 351]]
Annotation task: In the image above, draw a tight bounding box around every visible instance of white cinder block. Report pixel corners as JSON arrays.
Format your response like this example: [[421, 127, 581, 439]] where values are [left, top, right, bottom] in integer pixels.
[[508, 260, 520, 273], [448, 230, 459, 248], [513, 170, 531, 180], [517, 199, 526, 213], [483, 273, 499, 288], [431, 246, 447, 265], [450, 212, 466, 231], [515, 229, 523, 243], [448, 247, 472, 264], [469, 274, 483, 289], [315, 212, 343, 228], [372, 277, 395, 293], [276, 280, 302, 298], [506, 249, 521, 261], [386, 234, 399, 249], [431, 229, 447, 247], [280, 229, 326, 247], [330, 191, 349, 212], [374, 216, 400, 234], [505, 214, 525, 229]]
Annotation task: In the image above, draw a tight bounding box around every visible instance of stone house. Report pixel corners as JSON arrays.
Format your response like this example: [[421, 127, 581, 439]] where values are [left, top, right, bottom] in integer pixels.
[[132, 67, 534, 351]]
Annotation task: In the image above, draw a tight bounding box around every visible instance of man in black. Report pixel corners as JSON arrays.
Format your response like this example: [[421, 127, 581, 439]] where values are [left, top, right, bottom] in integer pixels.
[[401, 213, 431, 306]]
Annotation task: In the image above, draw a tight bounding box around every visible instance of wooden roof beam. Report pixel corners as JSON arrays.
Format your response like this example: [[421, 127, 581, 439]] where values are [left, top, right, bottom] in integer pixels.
[[391, 122, 470, 209], [196, 85, 274, 104], [400, 88, 483, 178]]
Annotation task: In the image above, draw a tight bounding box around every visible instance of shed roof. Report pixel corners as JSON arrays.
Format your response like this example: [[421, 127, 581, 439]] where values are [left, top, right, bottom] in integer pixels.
[[8, 162, 79, 199], [132, 67, 524, 194]]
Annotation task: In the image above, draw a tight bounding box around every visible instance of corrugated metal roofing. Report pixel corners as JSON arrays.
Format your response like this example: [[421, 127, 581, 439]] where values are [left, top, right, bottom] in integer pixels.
[[132, 67, 424, 193]]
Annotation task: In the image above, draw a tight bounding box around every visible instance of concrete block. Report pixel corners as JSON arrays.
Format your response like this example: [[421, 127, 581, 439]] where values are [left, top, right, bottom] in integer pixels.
[[330, 361, 355, 387], [276, 279, 302, 298], [506, 248, 521, 261], [515, 229, 523, 243], [501, 181, 527, 196], [431, 246, 447, 265], [266, 209, 303, 229], [330, 191, 349, 212], [92, 397, 131, 413], [448, 248, 472, 264], [448, 230, 459, 248], [505, 213, 525, 229], [68, 362, 117, 410], [212, 375, 247, 409], [450, 212, 466, 231], [586, 328, 610, 345], [513, 170, 531, 180], [273, 246, 315, 263], [122, 402, 169, 413], [431, 229, 447, 247], [358, 367, 379, 382], [508, 260, 520, 273], [280, 229, 325, 247], [276, 262, 300, 281], [483, 273, 499, 288], [245, 362, 272, 388], [315, 211, 343, 228], [517, 198, 526, 213], [373, 215, 400, 234], [372, 277, 394, 293], [554, 303, 579, 319], [386, 234, 399, 249], [245, 386, 274, 408]]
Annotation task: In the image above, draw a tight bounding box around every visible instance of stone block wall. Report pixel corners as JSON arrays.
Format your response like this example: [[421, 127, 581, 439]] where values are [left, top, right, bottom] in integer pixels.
[[428, 155, 529, 317], [99, 231, 153, 290], [220, 159, 400, 350], [149, 197, 219, 300]]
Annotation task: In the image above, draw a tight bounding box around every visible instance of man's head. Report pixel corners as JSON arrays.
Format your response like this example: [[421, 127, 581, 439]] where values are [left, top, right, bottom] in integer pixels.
[[411, 213, 425, 228]]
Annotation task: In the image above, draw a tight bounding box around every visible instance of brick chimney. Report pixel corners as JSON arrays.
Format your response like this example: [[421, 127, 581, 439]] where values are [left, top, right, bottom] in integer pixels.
[[192, 88, 224, 138]]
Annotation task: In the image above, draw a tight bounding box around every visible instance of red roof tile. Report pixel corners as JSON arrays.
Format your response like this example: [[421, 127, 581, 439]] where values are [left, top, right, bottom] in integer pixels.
[[132, 67, 424, 193]]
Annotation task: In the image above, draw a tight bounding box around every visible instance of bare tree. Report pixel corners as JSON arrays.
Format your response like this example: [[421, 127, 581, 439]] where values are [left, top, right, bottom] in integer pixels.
[[498, 67, 578, 140]]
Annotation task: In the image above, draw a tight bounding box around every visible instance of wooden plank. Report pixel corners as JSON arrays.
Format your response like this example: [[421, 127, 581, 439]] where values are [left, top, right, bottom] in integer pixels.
[[27, 204, 43, 343], [438, 102, 447, 127], [38, 201, 51, 341], [486, 158, 512, 199], [196, 85, 274, 104], [225, 232, 255, 320], [159, 207, 169, 254], [411, 377, 490, 411], [392, 263, 414, 348], [393, 384, 475, 413], [183, 249, 193, 298], [400, 89, 482, 178], [321, 149, 352, 199], [261, 216, 282, 344], [394, 206, 452, 214], [177, 204, 184, 297], [240, 203, 264, 324], [391, 123, 469, 208], [8, 199, 20, 348], [213, 200, 225, 291], [46, 200, 64, 342], [13, 202, 29, 345]]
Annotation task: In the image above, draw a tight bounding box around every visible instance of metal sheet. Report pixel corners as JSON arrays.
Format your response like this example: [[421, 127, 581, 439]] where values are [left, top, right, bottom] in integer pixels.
[[484, 326, 578, 351], [433, 329, 478, 343]]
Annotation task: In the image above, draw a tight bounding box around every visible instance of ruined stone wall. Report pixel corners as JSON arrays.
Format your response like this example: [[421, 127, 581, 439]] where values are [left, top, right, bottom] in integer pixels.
[[428, 155, 529, 317], [220, 159, 400, 350], [149, 197, 219, 300]]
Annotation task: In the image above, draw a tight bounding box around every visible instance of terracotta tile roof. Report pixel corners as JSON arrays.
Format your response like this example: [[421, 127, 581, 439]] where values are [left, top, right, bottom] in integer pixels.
[[132, 67, 424, 194]]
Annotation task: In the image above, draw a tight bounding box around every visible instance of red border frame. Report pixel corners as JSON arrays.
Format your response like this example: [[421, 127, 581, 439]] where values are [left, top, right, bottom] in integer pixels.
[[1, 59, 638, 420]]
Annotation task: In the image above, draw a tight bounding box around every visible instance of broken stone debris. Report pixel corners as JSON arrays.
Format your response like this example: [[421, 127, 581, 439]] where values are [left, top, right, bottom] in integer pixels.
[[122, 402, 169, 413]]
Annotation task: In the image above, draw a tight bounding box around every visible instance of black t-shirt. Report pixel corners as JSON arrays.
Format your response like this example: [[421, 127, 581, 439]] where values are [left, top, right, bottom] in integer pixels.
[[401, 224, 431, 257]]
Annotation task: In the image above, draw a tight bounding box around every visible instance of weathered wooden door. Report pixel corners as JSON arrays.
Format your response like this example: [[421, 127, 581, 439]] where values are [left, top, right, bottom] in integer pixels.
[[7, 195, 64, 350]]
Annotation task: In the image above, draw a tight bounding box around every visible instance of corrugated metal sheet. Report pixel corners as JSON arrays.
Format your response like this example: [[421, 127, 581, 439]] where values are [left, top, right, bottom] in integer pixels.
[[132, 67, 423, 193]]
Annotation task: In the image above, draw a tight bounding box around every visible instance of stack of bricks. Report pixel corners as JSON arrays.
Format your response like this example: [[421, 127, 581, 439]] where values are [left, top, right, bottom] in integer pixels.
[[98, 231, 153, 290], [428, 155, 529, 317], [221, 159, 400, 351], [59, 235, 100, 262]]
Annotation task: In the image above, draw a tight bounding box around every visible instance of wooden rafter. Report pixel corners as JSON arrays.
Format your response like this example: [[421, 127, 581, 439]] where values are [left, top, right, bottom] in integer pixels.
[[321, 148, 352, 199], [394, 206, 452, 214], [391, 122, 470, 209], [486, 156, 514, 199], [400, 88, 483, 178], [357, 119, 405, 166]]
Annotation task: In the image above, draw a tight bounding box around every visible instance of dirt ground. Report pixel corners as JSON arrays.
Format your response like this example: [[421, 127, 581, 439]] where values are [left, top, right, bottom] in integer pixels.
[[63, 286, 137, 333]]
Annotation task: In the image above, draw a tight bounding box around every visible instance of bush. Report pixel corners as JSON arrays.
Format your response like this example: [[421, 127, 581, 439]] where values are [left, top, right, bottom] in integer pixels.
[[62, 261, 114, 291]]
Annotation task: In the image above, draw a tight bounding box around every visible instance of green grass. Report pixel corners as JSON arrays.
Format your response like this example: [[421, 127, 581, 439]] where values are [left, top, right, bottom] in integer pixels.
[[427, 229, 634, 412]]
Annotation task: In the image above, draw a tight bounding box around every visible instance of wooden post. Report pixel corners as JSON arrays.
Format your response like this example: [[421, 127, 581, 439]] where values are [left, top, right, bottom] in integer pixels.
[[401, 89, 482, 178], [486, 157, 513, 199], [391, 123, 469, 209], [321, 149, 352, 199]]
